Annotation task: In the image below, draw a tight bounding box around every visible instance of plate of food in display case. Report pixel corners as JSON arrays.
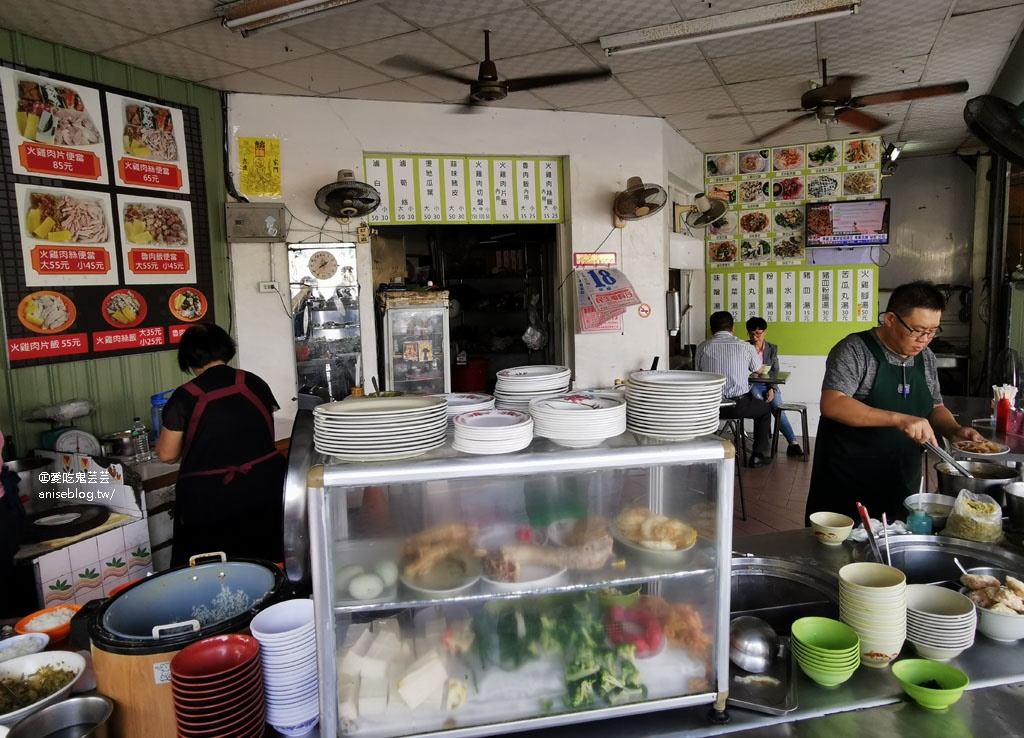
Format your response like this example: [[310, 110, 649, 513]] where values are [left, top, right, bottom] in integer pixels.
[[772, 147, 805, 171], [738, 150, 769, 174], [707, 153, 736, 177], [168, 287, 207, 322], [25, 190, 109, 244], [708, 241, 738, 263], [707, 212, 737, 236], [739, 210, 770, 234], [740, 239, 771, 262], [102, 289, 147, 328], [807, 143, 839, 168], [611, 507, 698, 564], [15, 75, 102, 147], [739, 179, 770, 205], [123, 102, 177, 161], [772, 176, 804, 201], [18, 291, 76, 334], [774, 236, 805, 260], [399, 523, 483, 598], [123, 202, 188, 246], [842, 170, 879, 197], [774, 207, 804, 231]]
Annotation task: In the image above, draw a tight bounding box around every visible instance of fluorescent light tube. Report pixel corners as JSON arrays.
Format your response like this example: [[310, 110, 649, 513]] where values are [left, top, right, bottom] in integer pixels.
[[220, 0, 370, 34], [600, 0, 859, 56]]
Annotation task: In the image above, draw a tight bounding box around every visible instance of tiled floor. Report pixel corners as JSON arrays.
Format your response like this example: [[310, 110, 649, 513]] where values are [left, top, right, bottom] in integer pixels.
[[732, 440, 815, 538]]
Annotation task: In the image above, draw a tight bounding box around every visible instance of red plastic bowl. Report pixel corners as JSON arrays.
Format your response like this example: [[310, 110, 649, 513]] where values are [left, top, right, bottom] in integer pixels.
[[171, 634, 260, 680], [14, 604, 82, 644]]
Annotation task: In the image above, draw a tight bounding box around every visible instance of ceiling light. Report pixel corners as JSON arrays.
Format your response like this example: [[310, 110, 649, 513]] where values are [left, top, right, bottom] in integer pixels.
[[219, 0, 376, 36], [599, 0, 859, 56]]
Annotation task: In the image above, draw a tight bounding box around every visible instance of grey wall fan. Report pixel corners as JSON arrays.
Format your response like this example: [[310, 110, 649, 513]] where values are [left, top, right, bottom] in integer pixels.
[[613, 176, 668, 226], [682, 193, 729, 230], [314, 169, 381, 219], [964, 95, 1024, 166]]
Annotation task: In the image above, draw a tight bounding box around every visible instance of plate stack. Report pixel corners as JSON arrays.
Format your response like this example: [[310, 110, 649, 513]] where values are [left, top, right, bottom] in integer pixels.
[[250, 599, 319, 737], [453, 409, 534, 454], [170, 634, 265, 738], [905, 584, 976, 661], [624, 370, 726, 440], [529, 392, 626, 448], [313, 396, 447, 461], [837, 562, 907, 668], [427, 392, 495, 425], [493, 365, 572, 411]]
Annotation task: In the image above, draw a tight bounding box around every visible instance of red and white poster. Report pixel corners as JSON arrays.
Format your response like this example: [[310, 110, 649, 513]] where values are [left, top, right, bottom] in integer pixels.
[[0, 68, 108, 183], [115, 193, 196, 284], [105, 92, 190, 194]]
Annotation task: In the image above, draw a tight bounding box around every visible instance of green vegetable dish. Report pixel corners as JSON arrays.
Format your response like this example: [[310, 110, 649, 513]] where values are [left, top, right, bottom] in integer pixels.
[[0, 664, 77, 715], [808, 145, 838, 166]]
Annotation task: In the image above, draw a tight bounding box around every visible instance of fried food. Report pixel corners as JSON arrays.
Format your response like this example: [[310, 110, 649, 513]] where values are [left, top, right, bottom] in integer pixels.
[[1006, 575, 1024, 599], [961, 573, 1002, 591], [614, 507, 697, 551], [566, 515, 609, 545], [401, 523, 480, 578], [952, 439, 1004, 454]]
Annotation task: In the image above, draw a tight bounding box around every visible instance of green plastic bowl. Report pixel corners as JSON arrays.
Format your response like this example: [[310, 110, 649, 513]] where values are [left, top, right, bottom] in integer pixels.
[[791, 617, 860, 653], [791, 644, 860, 671], [795, 659, 858, 687], [891, 659, 969, 710]]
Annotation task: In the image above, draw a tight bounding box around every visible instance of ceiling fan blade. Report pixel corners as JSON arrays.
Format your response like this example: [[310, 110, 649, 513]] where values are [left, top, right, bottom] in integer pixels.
[[706, 107, 805, 120], [851, 80, 969, 107], [505, 69, 610, 92], [384, 54, 475, 84], [835, 107, 885, 132], [802, 75, 860, 106], [744, 113, 816, 145]]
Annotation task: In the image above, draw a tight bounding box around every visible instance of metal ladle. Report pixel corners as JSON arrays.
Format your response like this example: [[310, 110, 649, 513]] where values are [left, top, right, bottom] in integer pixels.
[[923, 441, 974, 478]]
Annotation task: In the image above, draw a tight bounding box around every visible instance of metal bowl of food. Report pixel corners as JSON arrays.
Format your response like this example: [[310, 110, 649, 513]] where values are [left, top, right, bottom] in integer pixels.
[[903, 493, 956, 529]]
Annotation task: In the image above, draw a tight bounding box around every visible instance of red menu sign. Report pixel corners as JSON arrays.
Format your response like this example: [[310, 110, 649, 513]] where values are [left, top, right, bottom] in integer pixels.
[[18, 143, 103, 180], [127, 248, 190, 275], [30, 246, 112, 276], [169, 325, 189, 343], [8, 332, 89, 359], [117, 158, 183, 190], [93, 326, 165, 352]]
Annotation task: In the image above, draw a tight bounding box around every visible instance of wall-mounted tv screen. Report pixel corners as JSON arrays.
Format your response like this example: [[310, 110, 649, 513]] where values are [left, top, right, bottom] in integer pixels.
[[805, 198, 891, 247]]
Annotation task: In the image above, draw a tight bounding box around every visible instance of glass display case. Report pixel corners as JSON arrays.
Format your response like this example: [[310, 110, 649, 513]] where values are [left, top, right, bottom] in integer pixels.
[[381, 291, 451, 395], [289, 243, 363, 400], [301, 433, 734, 738]]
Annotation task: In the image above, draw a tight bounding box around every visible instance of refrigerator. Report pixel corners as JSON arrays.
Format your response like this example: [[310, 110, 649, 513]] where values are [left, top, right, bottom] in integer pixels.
[[381, 291, 451, 394]]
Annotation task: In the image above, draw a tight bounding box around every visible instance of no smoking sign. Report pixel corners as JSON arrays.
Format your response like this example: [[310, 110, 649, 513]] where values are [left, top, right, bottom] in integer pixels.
[[637, 303, 652, 318]]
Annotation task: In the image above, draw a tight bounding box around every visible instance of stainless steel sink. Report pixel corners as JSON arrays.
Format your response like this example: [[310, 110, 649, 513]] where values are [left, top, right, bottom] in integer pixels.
[[731, 557, 839, 634], [852, 535, 1024, 584]]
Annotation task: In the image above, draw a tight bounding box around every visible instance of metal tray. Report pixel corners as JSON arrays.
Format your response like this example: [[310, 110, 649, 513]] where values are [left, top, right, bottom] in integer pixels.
[[727, 637, 798, 716]]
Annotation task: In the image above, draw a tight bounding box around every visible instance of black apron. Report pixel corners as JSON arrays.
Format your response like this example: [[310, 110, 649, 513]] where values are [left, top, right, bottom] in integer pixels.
[[806, 331, 933, 525]]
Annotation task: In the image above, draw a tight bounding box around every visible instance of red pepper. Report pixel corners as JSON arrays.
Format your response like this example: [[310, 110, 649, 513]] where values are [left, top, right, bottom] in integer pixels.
[[605, 605, 663, 657]]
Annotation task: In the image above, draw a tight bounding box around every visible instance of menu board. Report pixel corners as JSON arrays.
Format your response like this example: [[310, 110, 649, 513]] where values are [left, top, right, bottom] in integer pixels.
[[364, 154, 564, 224], [0, 62, 214, 367], [702, 137, 883, 268]]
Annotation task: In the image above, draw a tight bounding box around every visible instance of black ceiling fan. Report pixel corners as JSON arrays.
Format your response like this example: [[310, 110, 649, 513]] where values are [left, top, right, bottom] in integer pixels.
[[387, 29, 611, 109], [709, 59, 969, 144]]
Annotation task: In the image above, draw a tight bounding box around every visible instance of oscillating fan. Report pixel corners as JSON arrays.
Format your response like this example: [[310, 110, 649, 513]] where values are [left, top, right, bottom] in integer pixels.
[[964, 95, 1024, 167], [612, 176, 668, 227], [314, 169, 381, 219], [682, 193, 730, 231]]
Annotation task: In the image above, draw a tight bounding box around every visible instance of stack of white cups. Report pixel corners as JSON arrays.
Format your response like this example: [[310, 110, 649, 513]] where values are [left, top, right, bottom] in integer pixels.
[[837, 562, 907, 668]]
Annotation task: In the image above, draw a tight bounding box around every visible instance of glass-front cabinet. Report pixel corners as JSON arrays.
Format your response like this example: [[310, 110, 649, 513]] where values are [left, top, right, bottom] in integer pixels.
[[305, 435, 734, 738], [381, 292, 451, 395]]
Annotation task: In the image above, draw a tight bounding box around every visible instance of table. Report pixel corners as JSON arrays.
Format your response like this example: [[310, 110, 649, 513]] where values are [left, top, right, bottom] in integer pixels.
[[749, 370, 789, 387]]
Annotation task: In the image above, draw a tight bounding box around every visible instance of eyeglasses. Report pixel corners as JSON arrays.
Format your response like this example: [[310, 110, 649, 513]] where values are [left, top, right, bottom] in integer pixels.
[[890, 312, 942, 340], [748, 330, 766, 338]]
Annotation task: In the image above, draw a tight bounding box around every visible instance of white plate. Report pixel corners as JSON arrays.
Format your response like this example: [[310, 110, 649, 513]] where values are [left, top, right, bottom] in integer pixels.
[[529, 394, 625, 412], [482, 564, 568, 592], [454, 409, 532, 428], [399, 553, 482, 598], [0, 651, 86, 727], [314, 396, 446, 416], [628, 427, 717, 441], [950, 440, 1010, 457], [0, 633, 49, 663], [628, 370, 726, 386], [496, 365, 571, 380], [610, 524, 696, 563]]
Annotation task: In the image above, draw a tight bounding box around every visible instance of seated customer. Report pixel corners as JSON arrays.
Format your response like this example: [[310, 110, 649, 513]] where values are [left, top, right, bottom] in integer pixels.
[[746, 316, 803, 457], [695, 311, 773, 467]]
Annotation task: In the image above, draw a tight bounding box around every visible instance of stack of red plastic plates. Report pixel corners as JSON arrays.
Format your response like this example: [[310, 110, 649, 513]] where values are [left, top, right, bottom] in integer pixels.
[[170, 634, 265, 738]]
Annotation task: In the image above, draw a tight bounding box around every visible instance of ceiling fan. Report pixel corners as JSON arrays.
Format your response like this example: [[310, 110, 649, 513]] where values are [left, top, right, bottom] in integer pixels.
[[709, 59, 969, 144], [387, 29, 611, 109]]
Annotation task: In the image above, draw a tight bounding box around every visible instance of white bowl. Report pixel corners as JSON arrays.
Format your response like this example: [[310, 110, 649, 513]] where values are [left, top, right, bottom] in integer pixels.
[[906, 584, 975, 618], [856, 634, 905, 668], [0, 651, 86, 726], [0, 633, 49, 664], [967, 597, 1024, 642], [909, 640, 968, 662], [249, 599, 314, 642], [839, 563, 907, 592]]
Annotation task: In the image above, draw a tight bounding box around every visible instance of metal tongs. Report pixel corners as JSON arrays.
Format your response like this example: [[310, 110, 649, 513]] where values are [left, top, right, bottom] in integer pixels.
[[923, 441, 974, 478], [855, 501, 883, 563]]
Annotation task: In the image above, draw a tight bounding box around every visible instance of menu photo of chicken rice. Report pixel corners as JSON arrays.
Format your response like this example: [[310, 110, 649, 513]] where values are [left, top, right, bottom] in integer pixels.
[[21, 186, 110, 244], [8, 71, 102, 148], [18, 290, 76, 334], [122, 100, 178, 161]]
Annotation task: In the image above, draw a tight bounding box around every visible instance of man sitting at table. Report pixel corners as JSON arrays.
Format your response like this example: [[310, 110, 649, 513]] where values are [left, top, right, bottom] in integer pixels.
[[696, 311, 773, 468], [746, 316, 803, 458]]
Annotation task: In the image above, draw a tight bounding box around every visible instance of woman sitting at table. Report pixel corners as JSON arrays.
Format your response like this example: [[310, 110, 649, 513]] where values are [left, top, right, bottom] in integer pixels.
[[746, 316, 802, 457]]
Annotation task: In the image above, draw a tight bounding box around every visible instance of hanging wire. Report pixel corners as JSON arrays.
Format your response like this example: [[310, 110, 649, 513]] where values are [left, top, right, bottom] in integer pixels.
[[554, 225, 619, 296]]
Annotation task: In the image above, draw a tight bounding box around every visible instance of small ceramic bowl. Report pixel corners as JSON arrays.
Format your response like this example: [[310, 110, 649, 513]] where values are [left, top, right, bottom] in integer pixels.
[[809, 512, 854, 546]]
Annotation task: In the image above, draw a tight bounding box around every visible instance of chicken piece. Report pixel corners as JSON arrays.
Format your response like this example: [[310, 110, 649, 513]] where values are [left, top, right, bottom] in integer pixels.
[[403, 540, 469, 578], [960, 573, 1002, 591], [968, 587, 999, 608], [989, 586, 1024, 614], [401, 523, 477, 557], [988, 602, 1020, 615], [1006, 575, 1024, 599]]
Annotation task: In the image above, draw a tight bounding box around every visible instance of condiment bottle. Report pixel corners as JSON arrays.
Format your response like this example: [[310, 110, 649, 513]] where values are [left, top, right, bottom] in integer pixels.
[[996, 396, 1012, 432], [906, 509, 933, 534]]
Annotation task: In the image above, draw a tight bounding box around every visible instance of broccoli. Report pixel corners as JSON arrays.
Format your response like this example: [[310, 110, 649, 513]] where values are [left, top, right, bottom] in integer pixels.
[[597, 669, 626, 697], [606, 685, 648, 706], [620, 659, 643, 690], [564, 650, 602, 682], [564, 677, 597, 709]]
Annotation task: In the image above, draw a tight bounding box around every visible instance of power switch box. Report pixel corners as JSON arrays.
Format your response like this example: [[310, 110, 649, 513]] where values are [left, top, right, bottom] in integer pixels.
[[226, 203, 287, 242], [258, 282, 279, 293]]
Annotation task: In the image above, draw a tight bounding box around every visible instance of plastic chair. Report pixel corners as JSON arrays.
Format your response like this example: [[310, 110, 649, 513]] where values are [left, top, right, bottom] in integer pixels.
[[771, 402, 810, 461], [718, 417, 748, 521]]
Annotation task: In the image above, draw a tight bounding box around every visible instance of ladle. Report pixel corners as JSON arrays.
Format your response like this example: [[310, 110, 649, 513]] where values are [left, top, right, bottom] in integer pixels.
[[923, 441, 974, 478], [954, 557, 969, 577]]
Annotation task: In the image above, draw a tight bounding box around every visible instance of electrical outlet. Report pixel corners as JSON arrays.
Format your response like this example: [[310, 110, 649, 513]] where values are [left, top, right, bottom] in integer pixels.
[[258, 281, 278, 293], [357, 224, 370, 243]]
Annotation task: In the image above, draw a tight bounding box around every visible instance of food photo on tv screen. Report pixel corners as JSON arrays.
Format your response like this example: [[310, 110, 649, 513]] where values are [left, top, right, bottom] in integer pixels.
[[805, 198, 891, 247]]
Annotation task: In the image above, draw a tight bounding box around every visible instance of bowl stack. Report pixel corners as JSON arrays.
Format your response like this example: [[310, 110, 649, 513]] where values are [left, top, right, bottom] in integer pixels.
[[528, 392, 626, 448], [250, 599, 319, 737], [493, 365, 572, 411], [837, 562, 907, 668], [905, 584, 976, 661], [170, 634, 265, 738], [452, 409, 534, 454], [789, 617, 860, 687], [624, 370, 726, 440]]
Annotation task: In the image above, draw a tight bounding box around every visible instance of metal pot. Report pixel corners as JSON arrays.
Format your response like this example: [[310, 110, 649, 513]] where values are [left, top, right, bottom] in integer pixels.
[[934, 461, 1019, 506], [100, 430, 134, 457], [1004, 482, 1024, 530], [7, 695, 112, 738]]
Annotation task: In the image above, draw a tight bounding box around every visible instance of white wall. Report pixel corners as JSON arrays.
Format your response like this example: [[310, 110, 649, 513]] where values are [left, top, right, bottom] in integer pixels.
[[226, 95, 706, 434]]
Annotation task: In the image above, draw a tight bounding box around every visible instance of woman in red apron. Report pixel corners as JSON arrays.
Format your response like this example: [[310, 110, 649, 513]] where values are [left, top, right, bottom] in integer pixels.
[[156, 324, 286, 566]]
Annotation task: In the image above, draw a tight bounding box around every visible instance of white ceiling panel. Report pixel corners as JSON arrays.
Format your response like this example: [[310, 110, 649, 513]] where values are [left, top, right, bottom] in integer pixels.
[[0, 0, 1020, 157]]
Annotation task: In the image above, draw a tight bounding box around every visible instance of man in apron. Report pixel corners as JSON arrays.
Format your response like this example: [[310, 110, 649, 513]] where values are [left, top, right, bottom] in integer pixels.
[[805, 282, 985, 525]]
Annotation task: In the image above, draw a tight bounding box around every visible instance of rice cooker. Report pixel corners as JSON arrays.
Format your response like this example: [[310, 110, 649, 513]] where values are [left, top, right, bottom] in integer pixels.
[[88, 554, 290, 738]]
